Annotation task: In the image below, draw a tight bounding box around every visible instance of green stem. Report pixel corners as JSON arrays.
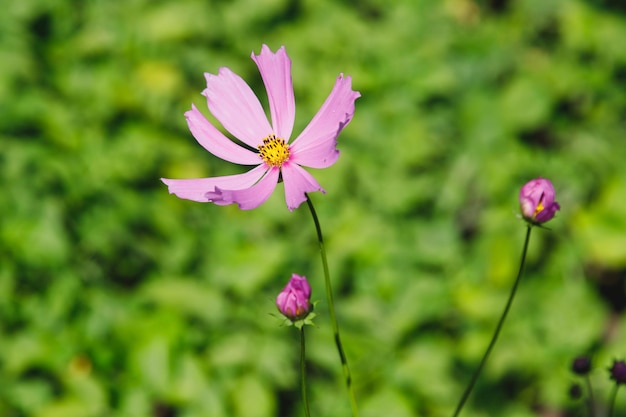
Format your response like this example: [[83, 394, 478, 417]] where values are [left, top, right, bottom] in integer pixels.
[[300, 326, 311, 417], [584, 374, 595, 417], [451, 225, 533, 417], [305, 194, 359, 417], [607, 384, 620, 417]]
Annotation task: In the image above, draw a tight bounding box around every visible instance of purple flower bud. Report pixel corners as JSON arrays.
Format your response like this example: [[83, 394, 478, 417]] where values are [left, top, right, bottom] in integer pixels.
[[569, 383, 583, 400], [276, 274, 312, 321], [609, 359, 626, 385], [519, 178, 560, 224], [571, 355, 592, 375]]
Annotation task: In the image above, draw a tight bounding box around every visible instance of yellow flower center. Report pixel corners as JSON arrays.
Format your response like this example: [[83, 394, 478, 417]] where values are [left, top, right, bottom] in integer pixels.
[[258, 134, 290, 167]]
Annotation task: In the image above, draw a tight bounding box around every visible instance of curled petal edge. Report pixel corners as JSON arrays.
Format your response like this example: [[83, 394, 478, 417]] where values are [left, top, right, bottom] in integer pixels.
[[291, 74, 360, 153], [207, 166, 280, 210], [161, 164, 267, 203]]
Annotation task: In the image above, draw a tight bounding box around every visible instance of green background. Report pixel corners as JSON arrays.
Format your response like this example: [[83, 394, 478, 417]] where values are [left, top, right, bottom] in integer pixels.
[[2, 0, 626, 416]]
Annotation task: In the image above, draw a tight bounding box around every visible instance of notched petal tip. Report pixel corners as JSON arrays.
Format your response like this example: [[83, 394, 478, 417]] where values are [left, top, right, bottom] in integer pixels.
[[252, 43, 295, 140], [252, 44, 287, 59], [202, 71, 222, 88], [337, 73, 362, 98], [202, 63, 273, 147], [289, 72, 359, 168]]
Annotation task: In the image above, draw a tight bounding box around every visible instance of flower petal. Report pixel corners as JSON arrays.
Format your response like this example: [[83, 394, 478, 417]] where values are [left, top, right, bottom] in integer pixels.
[[203, 67, 272, 148], [290, 141, 340, 169], [281, 163, 325, 211], [185, 104, 261, 165], [535, 201, 561, 223], [290, 74, 360, 168], [251, 45, 295, 140], [208, 166, 280, 210], [161, 164, 267, 202]]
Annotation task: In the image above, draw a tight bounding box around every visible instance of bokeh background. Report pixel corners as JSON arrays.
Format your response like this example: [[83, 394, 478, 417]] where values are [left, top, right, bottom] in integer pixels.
[[2, 0, 626, 416]]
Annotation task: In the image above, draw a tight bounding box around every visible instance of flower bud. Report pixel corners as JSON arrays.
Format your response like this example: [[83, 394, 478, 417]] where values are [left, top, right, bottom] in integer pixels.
[[519, 178, 560, 224], [571, 355, 592, 376], [568, 383, 583, 400], [276, 274, 312, 321], [608, 359, 626, 385]]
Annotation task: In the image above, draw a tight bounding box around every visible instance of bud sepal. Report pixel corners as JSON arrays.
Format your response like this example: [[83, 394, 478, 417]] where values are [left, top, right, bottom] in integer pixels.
[[281, 304, 317, 330]]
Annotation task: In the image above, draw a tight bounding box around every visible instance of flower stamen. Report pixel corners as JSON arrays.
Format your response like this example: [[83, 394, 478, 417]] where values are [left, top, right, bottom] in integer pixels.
[[258, 134, 290, 167], [533, 192, 545, 217]]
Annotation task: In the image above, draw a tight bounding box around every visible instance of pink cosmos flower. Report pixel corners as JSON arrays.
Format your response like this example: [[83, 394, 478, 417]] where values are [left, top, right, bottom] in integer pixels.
[[161, 45, 360, 211], [519, 178, 560, 224], [276, 274, 312, 321]]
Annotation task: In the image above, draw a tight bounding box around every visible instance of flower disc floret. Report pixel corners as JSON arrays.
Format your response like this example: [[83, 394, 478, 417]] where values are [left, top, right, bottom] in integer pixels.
[[258, 134, 290, 167]]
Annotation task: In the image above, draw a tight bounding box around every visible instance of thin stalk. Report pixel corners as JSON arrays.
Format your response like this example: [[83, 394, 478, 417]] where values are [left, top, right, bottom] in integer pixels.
[[305, 194, 359, 417], [300, 326, 311, 417], [584, 375, 595, 417], [607, 384, 620, 417], [451, 225, 533, 417]]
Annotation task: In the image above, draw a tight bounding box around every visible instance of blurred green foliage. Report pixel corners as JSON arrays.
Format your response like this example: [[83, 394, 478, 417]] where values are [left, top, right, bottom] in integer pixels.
[[1, 0, 626, 416]]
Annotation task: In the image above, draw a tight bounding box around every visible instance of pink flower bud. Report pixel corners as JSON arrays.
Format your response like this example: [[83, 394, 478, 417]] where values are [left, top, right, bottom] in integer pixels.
[[276, 274, 312, 321], [519, 178, 560, 224]]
